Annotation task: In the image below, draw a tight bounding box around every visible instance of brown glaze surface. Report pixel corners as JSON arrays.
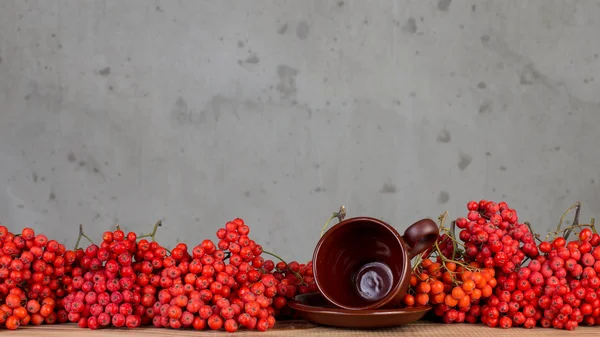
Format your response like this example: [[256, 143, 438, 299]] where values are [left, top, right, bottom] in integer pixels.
[[403, 218, 440, 258], [288, 292, 432, 329], [312, 217, 438, 311]]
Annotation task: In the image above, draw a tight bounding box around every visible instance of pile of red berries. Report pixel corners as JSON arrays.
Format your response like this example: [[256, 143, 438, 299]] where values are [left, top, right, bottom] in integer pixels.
[[263, 258, 317, 318], [407, 258, 496, 324], [534, 228, 600, 330], [1, 217, 315, 332], [480, 266, 542, 328], [0, 226, 76, 330], [60, 218, 317, 333], [62, 228, 149, 329], [408, 200, 600, 331], [457, 200, 538, 274]]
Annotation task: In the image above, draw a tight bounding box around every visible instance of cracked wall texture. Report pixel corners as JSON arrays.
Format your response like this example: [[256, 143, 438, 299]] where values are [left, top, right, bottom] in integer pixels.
[[1, 0, 600, 261]]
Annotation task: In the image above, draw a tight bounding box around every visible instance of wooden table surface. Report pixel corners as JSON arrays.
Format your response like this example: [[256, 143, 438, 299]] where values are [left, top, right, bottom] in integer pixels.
[[2, 321, 599, 336]]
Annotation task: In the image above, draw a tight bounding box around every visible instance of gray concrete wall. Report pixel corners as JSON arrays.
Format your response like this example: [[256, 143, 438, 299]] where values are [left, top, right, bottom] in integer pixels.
[[1, 0, 599, 262]]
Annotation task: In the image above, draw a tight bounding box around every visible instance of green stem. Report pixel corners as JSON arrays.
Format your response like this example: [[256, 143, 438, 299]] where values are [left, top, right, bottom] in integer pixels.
[[433, 237, 478, 273], [138, 220, 163, 242], [320, 214, 337, 237], [319, 205, 346, 237], [262, 250, 304, 284]]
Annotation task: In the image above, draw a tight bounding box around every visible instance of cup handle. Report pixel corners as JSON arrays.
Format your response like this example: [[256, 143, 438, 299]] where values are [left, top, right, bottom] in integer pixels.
[[402, 219, 440, 259]]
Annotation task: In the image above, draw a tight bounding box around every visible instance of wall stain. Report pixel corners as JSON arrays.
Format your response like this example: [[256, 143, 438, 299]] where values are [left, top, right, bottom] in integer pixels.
[[520, 64, 541, 85], [98, 67, 111, 76], [479, 100, 492, 114], [436, 129, 451, 143], [204, 95, 241, 122], [156, 6, 163, 12], [402, 17, 417, 34], [244, 191, 251, 197], [17, 204, 24, 208], [458, 153, 472, 171], [296, 21, 310, 39], [338, 1, 344, 6], [276, 65, 298, 100], [500, 165, 507, 171], [314, 187, 326, 193], [477, 81, 487, 89], [49, 192, 56, 200], [278, 23, 288, 34], [380, 183, 397, 194], [32, 172, 38, 183], [172, 97, 198, 125], [245, 55, 260, 64], [238, 41, 244, 48], [438, 0, 452, 11], [67, 152, 76, 163], [438, 191, 450, 204]]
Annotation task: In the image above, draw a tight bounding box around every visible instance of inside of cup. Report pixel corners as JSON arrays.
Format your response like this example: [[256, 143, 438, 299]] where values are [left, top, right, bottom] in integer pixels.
[[314, 219, 406, 309]]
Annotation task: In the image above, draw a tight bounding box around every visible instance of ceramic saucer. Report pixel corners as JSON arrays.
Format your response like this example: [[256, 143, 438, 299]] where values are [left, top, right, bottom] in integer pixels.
[[288, 292, 432, 329]]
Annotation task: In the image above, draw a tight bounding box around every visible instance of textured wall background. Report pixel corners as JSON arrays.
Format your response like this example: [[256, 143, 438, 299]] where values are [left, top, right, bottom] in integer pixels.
[[1, 0, 600, 262]]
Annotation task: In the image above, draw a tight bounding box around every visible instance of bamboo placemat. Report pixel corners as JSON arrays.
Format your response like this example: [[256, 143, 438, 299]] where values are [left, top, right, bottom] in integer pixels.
[[2, 321, 599, 336]]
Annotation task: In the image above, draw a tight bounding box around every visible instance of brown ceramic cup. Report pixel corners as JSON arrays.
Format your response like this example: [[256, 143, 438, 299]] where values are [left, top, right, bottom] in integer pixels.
[[312, 217, 439, 311]]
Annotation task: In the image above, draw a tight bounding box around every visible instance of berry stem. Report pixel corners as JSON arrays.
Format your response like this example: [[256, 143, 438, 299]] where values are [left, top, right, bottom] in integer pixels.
[[433, 237, 478, 275], [555, 202, 581, 234], [450, 220, 458, 261], [524, 221, 543, 243], [563, 202, 582, 240], [591, 218, 597, 234], [437, 215, 465, 249], [74, 224, 95, 250], [138, 220, 163, 242], [319, 205, 347, 237], [546, 223, 595, 241], [262, 250, 305, 284], [431, 213, 480, 273]]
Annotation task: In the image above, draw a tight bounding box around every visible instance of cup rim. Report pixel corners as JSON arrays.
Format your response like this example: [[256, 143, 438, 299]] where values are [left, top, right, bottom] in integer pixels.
[[312, 216, 408, 311]]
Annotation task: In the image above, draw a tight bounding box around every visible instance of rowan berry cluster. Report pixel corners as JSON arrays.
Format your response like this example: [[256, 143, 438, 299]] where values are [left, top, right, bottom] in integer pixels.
[[458, 200, 538, 273], [406, 201, 600, 331], [1, 219, 315, 332], [0, 226, 75, 330]]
